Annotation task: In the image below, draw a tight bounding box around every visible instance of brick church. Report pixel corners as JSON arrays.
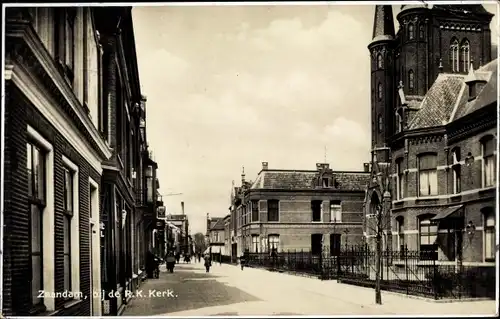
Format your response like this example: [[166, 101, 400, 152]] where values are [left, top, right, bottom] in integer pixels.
[[364, 4, 497, 264]]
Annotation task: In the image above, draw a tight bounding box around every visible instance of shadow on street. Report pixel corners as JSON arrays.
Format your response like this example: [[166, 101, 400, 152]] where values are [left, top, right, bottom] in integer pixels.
[[123, 264, 261, 316]]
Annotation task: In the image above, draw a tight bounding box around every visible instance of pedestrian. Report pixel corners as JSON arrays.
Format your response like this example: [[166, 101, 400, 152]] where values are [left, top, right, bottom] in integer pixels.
[[198, 253, 201, 263], [204, 253, 211, 273], [146, 250, 158, 278]]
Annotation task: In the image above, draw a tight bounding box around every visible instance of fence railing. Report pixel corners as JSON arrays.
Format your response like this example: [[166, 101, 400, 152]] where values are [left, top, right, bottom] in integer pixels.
[[245, 246, 495, 300]]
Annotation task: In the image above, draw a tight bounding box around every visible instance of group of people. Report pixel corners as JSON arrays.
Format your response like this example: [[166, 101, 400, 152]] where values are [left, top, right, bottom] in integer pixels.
[[145, 249, 214, 277]]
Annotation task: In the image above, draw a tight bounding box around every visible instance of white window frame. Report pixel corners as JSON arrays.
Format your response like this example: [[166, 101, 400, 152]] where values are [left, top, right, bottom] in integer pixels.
[[483, 210, 495, 262], [88, 177, 101, 315], [268, 235, 280, 252], [397, 218, 405, 252], [62, 155, 81, 301], [251, 235, 259, 253], [481, 137, 496, 188], [27, 125, 56, 311], [330, 201, 342, 223], [418, 154, 438, 197]]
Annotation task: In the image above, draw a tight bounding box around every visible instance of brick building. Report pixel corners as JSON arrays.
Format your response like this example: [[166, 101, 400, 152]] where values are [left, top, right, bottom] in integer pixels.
[[205, 214, 226, 256], [3, 7, 113, 316], [3, 6, 162, 317], [364, 4, 497, 264], [232, 162, 370, 257]]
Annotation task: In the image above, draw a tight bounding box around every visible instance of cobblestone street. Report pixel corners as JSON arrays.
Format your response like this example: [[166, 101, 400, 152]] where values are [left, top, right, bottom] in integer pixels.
[[122, 261, 497, 316]]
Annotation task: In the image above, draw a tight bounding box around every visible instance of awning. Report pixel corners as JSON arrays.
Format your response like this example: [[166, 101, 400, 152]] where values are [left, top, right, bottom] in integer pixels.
[[431, 205, 464, 221]]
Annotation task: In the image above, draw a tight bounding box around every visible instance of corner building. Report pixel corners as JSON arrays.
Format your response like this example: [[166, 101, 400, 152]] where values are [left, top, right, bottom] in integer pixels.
[[236, 162, 370, 256], [364, 4, 497, 265]]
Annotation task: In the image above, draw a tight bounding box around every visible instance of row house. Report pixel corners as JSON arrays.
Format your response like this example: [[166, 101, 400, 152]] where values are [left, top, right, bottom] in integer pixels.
[[165, 202, 190, 254], [3, 6, 162, 317], [232, 162, 370, 257], [205, 214, 226, 256], [223, 214, 231, 259], [365, 5, 497, 265]]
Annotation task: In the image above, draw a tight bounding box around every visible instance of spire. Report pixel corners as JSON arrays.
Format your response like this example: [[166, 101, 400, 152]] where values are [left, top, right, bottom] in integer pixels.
[[241, 166, 245, 184], [371, 5, 395, 42]]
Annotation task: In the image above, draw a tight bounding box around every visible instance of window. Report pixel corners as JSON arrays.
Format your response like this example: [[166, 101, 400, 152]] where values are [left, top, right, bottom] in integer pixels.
[[419, 24, 425, 39], [330, 233, 341, 256], [450, 39, 459, 72], [311, 234, 323, 256], [267, 200, 279, 222], [482, 136, 496, 187], [268, 235, 279, 252], [377, 54, 383, 69], [461, 39, 470, 73], [378, 115, 383, 133], [451, 148, 461, 194], [408, 23, 414, 40], [484, 209, 495, 261], [408, 70, 414, 90], [63, 167, 73, 297], [330, 201, 342, 222], [378, 83, 383, 101], [397, 218, 405, 253], [396, 112, 403, 132], [418, 154, 438, 196], [252, 235, 259, 253], [322, 177, 329, 188], [396, 158, 404, 200], [311, 200, 322, 222], [251, 200, 259, 222], [54, 9, 76, 84], [27, 142, 45, 307], [419, 217, 438, 260]]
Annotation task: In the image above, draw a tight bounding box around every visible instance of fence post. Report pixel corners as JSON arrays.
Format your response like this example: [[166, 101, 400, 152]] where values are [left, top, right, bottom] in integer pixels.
[[405, 246, 409, 296], [433, 257, 438, 300]]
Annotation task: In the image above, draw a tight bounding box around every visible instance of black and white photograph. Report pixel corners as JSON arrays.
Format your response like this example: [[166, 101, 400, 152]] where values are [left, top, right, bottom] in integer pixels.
[[0, 1, 498, 317]]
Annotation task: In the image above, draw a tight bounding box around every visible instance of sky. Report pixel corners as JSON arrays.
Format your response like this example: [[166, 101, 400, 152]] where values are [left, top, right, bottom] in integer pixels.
[[132, 3, 499, 235]]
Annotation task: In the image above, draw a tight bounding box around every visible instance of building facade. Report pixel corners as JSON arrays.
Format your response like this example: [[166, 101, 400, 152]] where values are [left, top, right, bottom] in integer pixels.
[[3, 7, 113, 316], [233, 162, 370, 256], [364, 4, 497, 264], [3, 6, 162, 317], [205, 214, 226, 256]]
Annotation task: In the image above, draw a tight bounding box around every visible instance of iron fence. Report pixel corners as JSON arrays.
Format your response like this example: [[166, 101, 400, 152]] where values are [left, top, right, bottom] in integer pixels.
[[245, 245, 495, 300]]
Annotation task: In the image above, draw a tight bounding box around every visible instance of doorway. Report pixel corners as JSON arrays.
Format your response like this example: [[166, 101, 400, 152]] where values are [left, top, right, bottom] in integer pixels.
[[89, 180, 101, 316]]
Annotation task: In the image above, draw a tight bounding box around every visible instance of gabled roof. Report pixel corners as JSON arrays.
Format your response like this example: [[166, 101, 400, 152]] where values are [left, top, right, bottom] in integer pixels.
[[209, 217, 225, 231], [452, 59, 497, 121], [250, 169, 370, 192], [408, 74, 466, 129], [406, 59, 497, 130]]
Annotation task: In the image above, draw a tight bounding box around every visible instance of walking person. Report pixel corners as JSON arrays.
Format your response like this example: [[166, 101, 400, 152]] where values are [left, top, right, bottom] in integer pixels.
[[204, 253, 211, 273]]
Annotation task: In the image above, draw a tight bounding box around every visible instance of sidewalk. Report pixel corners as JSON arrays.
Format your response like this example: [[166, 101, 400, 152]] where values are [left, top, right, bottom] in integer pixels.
[[202, 262, 498, 316]]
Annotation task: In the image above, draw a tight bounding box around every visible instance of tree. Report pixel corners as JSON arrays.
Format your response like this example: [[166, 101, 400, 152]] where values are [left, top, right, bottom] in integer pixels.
[[193, 232, 207, 254]]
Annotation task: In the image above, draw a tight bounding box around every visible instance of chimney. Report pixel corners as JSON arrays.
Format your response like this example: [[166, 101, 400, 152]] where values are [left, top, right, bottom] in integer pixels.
[[262, 162, 268, 171], [364, 163, 370, 172], [181, 201, 185, 215]]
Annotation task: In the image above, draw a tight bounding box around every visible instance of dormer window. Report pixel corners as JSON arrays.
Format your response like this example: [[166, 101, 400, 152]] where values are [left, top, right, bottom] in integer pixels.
[[322, 177, 329, 188]]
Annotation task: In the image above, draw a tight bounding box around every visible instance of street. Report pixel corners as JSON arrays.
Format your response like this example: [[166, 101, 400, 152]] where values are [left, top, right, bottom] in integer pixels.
[[123, 261, 497, 316]]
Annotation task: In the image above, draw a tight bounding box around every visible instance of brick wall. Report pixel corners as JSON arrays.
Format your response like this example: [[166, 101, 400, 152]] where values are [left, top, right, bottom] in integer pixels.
[[3, 84, 101, 316]]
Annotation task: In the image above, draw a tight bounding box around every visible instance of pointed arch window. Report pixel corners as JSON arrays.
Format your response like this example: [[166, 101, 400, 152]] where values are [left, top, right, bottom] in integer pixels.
[[419, 24, 425, 39], [461, 39, 470, 73], [378, 115, 383, 133], [408, 23, 415, 40], [378, 83, 383, 101], [450, 39, 459, 72], [408, 70, 415, 90], [377, 54, 383, 69]]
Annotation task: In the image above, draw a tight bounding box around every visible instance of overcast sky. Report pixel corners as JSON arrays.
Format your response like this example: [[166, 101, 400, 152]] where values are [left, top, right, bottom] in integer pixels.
[[132, 3, 499, 235]]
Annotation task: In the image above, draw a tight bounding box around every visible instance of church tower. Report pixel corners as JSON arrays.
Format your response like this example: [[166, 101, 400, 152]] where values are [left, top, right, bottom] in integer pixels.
[[368, 5, 395, 163]]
